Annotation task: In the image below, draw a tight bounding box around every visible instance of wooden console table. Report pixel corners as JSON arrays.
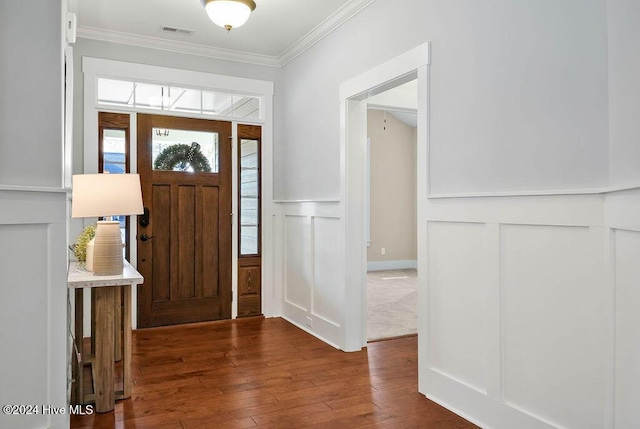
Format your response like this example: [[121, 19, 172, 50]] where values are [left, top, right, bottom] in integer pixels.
[[68, 261, 143, 413]]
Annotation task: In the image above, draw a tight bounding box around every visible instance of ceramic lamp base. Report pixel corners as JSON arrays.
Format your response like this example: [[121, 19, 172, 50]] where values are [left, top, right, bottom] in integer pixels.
[[93, 221, 123, 275], [86, 238, 95, 272]]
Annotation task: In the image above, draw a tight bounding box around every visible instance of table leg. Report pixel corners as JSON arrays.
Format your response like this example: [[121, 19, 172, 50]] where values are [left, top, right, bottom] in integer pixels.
[[74, 288, 84, 405], [115, 289, 122, 362], [122, 284, 132, 399], [93, 286, 116, 413]]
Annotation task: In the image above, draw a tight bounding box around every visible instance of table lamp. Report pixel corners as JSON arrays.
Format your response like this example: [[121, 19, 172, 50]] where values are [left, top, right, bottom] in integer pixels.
[[72, 174, 144, 275]]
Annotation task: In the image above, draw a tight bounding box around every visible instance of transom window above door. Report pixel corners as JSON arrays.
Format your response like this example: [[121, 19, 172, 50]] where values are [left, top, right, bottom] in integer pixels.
[[96, 77, 261, 120]]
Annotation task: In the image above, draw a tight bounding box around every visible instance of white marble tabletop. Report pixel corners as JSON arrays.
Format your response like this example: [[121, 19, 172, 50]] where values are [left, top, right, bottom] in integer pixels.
[[67, 260, 144, 289]]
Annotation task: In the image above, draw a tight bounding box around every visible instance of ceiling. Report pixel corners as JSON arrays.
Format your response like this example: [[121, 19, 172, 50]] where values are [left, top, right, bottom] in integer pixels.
[[69, 0, 375, 67], [367, 80, 418, 128]]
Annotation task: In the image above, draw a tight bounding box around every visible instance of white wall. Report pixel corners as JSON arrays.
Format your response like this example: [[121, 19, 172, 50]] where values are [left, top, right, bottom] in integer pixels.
[[0, 1, 69, 428], [601, 4, 640, 425], [276, 0, 609, 200], [0, 1, 64, 187], [607, 0, 640, 187]]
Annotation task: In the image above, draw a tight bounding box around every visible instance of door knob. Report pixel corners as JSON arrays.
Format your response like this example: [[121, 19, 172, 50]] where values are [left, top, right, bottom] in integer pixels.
[[140, 233, 154, 242]]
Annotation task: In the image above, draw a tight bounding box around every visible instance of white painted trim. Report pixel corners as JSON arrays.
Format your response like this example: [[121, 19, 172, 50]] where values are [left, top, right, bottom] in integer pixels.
[[367, 104, 418, 114], [340, 42, 430, 355], [128, 114, 139, 329], [604, 183, 640, 194], [367, 260, 417, 271], [273, 199, 340, 204], [231, 123, 238, 319], [366, 137, 371, 248], [278, 0, 377, 66], [271, 202, 342, 222], [64, 46, 74, 189], [339, 44, 430, 99], [428, 184, 640, 199], [0, 185, 68, 193], [77, 27, 281, 67], [75, 0, 376, 68], [83, 57, 274, 97], [603, 228, 616, 429], [281, 316, 340, 350], [485, 222, 502, 401], [428, 188, 604, 199], [271, 185, 640, 205]]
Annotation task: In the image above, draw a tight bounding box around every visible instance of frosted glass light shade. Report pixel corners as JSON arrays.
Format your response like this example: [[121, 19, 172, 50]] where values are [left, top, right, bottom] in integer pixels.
[[202, 0, 256, 31], [72, 174, 143, 218]]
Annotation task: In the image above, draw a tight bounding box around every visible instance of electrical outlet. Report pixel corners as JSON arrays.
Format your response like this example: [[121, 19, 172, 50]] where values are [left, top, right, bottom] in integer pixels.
[[381, 247, 386, 255], [306, 316, 313, 328]]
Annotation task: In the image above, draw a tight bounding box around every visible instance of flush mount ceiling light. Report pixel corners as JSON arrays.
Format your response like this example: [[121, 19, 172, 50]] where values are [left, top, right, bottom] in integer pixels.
[[201, 0, 257, 32]]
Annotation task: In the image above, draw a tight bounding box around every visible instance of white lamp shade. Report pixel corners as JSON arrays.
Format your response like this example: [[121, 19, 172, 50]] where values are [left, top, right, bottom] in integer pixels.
[[72, 174, 144, 218], [204, 0, 253, 29]]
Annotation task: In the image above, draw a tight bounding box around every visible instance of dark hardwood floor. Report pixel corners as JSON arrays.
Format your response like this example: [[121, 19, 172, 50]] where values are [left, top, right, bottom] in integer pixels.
[[71, 317, 477, 429]]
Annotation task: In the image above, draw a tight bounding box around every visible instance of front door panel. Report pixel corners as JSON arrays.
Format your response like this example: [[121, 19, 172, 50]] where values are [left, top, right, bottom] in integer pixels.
[[137, 114, 231, 327]]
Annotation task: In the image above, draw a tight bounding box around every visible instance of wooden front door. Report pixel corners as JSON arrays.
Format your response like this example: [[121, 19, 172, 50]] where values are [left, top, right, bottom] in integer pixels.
[[137, 114, 232, 327]]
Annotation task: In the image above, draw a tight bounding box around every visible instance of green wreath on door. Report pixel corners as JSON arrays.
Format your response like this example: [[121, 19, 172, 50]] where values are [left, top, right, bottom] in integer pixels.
[[154, 142, 212, 173]]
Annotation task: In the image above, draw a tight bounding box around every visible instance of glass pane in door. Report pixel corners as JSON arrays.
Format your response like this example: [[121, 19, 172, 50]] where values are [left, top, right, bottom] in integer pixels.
[[152, 128, 219, 173]]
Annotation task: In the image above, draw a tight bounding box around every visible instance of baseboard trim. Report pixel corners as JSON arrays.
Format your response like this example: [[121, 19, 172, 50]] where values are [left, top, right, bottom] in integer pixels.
[[367, 260, 417, 272]]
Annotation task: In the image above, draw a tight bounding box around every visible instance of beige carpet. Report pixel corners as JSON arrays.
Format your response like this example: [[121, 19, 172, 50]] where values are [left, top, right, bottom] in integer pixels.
[[367, 269, 418, 341]]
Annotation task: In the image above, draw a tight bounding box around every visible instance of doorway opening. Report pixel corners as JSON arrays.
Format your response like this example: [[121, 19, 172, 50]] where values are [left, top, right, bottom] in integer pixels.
[[365, 80, 418, 341], [340, 43, 429, 358]]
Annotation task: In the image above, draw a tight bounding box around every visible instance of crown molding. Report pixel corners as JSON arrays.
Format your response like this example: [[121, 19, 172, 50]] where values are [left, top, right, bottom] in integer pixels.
[[277, 0, 377, 66], [75, 0, 376, 68], [76, 26, 282, 68], [0, 185, 68, 193]]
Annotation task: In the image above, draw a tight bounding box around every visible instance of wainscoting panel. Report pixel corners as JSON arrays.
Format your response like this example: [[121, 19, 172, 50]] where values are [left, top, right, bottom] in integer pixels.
[[501, 224, 606, 429], [426, 221, 489, 395], [613, 228, 640, 429], [422, 194, 615, 429], [0, 224, 50, 428], [283, 215, 311, 312], [278, 202, 343, 348], [0, 188, 68, 429], [312, 217, 342, 328], [276, 191, 640, 428]]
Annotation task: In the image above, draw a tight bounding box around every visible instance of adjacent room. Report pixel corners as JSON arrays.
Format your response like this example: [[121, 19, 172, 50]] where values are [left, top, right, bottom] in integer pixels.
[[365, 80, 418, 341]]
